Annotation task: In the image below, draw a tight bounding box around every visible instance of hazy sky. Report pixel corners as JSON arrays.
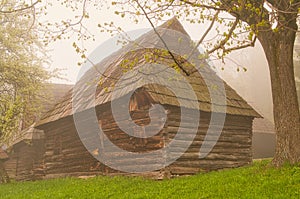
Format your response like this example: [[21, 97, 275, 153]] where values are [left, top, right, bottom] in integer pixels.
[[46, 1, 253, 84], [45, 1, 273, 121], [46, 1, 152, 84]]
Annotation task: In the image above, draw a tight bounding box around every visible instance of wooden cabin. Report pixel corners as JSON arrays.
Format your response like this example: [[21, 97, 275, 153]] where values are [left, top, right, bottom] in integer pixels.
[[3, 84, 72, 181], [3, 125, 45, 181], [34, 18, 261, 180]]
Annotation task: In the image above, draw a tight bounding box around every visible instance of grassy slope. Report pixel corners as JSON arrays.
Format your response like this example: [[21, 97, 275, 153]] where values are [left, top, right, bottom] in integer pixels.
[[0, 160, 299, 199]]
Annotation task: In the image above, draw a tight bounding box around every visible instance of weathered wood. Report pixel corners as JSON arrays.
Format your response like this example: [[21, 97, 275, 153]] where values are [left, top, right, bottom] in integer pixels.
[[28, 98, 254, 180], [4, 139, 45, 181]]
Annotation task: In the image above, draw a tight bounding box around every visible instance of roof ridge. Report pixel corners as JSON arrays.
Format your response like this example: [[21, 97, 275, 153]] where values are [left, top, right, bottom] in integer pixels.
[[159, 17, 189, 35]]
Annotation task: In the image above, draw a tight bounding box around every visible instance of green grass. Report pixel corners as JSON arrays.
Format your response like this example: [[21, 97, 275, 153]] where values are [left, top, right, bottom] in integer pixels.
[[0, 160, 299, 199]]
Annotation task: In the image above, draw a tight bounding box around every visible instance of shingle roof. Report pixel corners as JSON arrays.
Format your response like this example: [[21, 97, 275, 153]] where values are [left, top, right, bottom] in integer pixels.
[[8, 123, 44, 148], [36, 18, 260, 127], [41, 83, 73, 114]]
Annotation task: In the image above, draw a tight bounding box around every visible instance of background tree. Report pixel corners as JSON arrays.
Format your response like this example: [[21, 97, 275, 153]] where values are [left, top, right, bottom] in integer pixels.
[[294, 30, 300, 109], [0, 0, 52, 143]]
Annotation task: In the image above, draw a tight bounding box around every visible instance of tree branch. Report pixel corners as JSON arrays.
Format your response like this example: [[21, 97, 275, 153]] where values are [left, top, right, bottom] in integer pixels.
[[223, 36, 257, 53], [187, 10, 220, 60], [179, 0, 226, 11], [135, 0, 190, 76], [208, 16, 240, 54], [0, 1, 40, 14]]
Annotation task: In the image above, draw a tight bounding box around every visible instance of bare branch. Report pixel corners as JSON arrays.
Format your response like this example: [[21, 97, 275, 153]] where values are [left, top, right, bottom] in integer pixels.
[[179, 0, 226, 11], [187, 10, 220, 60], [54, 0, 88, 34], [0, 0, 40, 14], [134, 0, 190, 76], [223, 36, 257, 53], [208, 16, 240, 54]]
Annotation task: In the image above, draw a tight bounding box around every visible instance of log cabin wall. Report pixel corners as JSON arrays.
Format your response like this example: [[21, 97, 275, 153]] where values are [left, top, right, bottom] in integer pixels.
[[37, 102, 253, 180], [0, 161, 9, 183], [165, 105, 253, 176], [0, 149, 9, 183], [30, 139, 46, 180], [4, 139, 45, 181], [98, 101, 168, 179], [38, 101, 169, 179], [3, 153, 17, 180], [39, 116, 105, 179]]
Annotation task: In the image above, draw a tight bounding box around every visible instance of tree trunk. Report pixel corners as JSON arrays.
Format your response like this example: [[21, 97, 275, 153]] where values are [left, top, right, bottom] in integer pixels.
[[258, 25, 300, 166]]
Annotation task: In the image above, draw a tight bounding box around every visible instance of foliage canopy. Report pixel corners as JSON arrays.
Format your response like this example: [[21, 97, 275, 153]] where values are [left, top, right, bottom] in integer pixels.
[[0, 0, 52, 143]]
